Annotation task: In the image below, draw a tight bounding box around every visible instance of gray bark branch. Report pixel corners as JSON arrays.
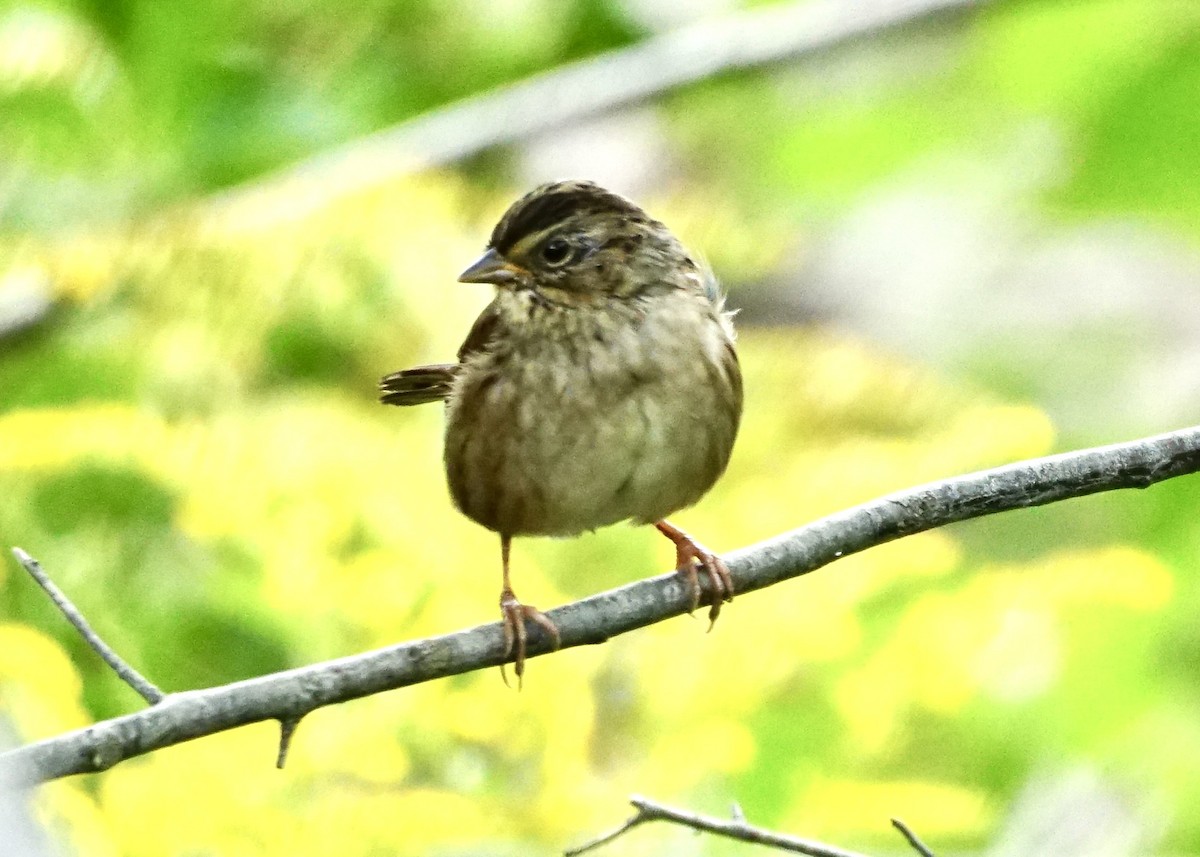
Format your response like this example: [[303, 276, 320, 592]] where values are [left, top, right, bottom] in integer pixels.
[[1, 424, 1197, 788]]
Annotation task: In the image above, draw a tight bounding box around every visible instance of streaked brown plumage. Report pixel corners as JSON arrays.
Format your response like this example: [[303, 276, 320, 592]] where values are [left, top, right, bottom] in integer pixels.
[[380, 180, 742, 683]]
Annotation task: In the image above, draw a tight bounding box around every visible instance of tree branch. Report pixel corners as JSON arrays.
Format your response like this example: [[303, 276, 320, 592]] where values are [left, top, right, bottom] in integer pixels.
[[565, 794, 872, 856], [203, 0, 988, 223], [1, 424, 1197, 787]]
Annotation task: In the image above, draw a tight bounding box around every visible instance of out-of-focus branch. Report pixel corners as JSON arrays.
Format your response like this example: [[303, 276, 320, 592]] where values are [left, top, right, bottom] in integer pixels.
[[565, 794, 872, 856], [11, 549, 163, 706], [1, 424, 1197, 787], [204, 0, 989, 224], [0, 270, 53, 342], [892, 818, 937, 857]]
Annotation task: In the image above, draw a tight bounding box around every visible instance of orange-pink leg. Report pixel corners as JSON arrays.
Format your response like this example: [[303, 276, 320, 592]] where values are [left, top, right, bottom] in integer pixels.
[[655, 520, 734, 629], [498, 533, 561, 688]]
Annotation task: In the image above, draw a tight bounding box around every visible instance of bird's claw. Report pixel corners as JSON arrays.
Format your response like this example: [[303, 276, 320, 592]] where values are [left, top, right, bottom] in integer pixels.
[[499, 588, 561, 689], [656, 521, 734, 628], [665, 532, 734, 629]]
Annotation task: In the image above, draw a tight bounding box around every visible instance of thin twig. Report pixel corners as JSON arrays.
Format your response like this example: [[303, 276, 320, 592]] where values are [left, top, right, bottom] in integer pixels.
[[202, 0, 988, 224], [566, 795, 871, 857], [564, 807, 649, 856], [11, 548, 164, 706], [0, 424, 1197, 786], [892, 818, 936, 857]]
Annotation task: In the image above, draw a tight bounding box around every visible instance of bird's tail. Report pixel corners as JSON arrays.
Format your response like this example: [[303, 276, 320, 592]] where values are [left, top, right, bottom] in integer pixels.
[[378, 364, 458, 406]]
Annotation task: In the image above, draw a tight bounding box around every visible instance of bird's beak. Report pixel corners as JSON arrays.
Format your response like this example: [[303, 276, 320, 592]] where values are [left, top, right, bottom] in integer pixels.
[[457, 248, 525, 285]]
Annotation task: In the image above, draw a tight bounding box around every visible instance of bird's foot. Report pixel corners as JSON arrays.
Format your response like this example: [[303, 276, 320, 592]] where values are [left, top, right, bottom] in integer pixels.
[[499, 588, 561, 689], [656, 521, 734, 629]]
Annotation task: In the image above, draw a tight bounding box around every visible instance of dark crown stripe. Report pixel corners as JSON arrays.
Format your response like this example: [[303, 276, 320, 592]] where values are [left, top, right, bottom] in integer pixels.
[[488, 181, 646, 254]]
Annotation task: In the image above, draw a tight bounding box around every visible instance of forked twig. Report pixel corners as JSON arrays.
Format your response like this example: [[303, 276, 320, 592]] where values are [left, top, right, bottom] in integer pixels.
[[565, 795, 869, 857]]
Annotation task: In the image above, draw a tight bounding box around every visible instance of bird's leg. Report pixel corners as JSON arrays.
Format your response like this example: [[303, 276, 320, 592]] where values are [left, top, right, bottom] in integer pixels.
[[498, 533, 561, 688], [655, 520, 734, 629]]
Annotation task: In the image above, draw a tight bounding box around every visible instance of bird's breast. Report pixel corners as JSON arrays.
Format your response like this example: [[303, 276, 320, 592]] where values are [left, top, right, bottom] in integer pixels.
[[443, 293, 740, 537]]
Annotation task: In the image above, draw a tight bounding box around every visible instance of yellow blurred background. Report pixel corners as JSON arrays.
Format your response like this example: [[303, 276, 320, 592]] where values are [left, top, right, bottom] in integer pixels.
[[1, 0, 1199, 854]]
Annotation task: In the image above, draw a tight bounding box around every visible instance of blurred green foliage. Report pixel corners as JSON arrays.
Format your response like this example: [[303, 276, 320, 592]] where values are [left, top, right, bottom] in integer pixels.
[[1, 0, 1199, 855]]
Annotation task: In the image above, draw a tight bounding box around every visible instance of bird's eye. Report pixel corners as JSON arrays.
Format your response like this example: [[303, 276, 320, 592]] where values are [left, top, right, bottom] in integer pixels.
[[540, 237, 572, 267]]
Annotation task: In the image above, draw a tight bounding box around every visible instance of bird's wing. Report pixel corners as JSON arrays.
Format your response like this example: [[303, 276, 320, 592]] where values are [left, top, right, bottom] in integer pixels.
[[456, 298, 503, 363], [378, 301, 504, 406]]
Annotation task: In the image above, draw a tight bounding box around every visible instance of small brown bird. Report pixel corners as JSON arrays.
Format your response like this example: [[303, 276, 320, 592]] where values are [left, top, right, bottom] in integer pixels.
[[380, 180, 742, 683]]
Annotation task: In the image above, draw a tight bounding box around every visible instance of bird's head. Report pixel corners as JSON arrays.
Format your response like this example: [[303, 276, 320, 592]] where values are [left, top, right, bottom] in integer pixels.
[[457, 180, 694, 303]]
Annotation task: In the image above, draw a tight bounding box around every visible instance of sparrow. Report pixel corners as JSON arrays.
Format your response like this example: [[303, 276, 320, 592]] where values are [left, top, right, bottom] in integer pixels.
[[380, 180, 742, 683]]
